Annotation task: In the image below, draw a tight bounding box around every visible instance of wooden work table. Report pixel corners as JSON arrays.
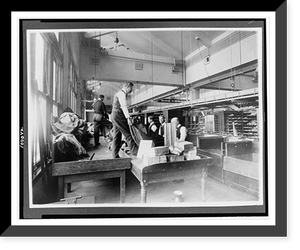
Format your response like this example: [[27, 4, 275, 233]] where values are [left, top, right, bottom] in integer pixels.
[[52, 143, 131, 203], [131, 154, 213, 203]]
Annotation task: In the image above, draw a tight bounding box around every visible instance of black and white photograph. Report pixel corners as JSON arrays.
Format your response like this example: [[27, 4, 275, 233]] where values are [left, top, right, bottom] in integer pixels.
[[25, 22, 265, 210], [7, 5, 290, 240]]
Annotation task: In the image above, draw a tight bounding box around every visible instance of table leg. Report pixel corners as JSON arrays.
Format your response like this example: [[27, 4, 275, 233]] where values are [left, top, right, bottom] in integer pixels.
[[120, 171, 126, 203], [141, 182, 148, 203], [58, 176, 65, 200], [201, 167, 208, 202], [67, 183, 72, 193]]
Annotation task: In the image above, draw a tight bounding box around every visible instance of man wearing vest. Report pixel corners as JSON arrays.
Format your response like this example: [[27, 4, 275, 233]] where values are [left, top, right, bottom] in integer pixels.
[[147, 115, 158, 136], [158, 114, 166, 136], [171, 117, 187, 142], [111, 82, 138, 158]]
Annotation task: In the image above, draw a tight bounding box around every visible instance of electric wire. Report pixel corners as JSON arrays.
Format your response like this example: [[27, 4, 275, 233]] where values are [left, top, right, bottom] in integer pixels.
[[151, 31, 154, 102], [229, 33, 235, 91]]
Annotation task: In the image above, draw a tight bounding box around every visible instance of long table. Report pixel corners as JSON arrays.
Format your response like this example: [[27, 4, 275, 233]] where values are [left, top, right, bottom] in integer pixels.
[[52, 145, 131, 203], [131, 154, 213, 203]]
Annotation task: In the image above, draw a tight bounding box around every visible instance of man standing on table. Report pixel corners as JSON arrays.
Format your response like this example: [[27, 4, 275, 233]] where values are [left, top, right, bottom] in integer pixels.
[[111, 82, 138, 158]]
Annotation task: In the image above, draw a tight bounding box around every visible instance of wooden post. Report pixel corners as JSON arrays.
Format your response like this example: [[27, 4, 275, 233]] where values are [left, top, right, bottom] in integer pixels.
[[66, 183, 72, 193]]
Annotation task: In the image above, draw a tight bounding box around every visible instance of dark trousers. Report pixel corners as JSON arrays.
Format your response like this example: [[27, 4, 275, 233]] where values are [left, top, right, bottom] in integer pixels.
[[94, 119, 113, 145], [111, 110, 138, 158], [93, 120, 102, 145]]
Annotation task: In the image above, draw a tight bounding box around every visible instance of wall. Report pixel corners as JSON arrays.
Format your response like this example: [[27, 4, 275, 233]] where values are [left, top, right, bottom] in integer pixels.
[[80, 45, 181, 106], [130, 32, 259, 106], [61, 33, 82, 114], [80, 46, 184, 86], [186, 33, 258, 86], [131, 84, 176, 105], [62, 37, 69, 110]]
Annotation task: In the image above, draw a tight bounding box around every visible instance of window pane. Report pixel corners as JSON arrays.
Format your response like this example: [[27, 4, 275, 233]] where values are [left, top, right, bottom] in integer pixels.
[[32, 96, 41, 166], [53, 60, 56, 101], [54, 31, 59, 41], [39, 95, 47, 142], [35, 34, 44, 91], [43, 43, 51, 95], [58, 64, 61, 103], [53, 103, 58, 118]]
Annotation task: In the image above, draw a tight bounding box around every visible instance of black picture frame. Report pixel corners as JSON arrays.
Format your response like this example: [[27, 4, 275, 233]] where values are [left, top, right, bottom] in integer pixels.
[[1, 2, 288, 238]]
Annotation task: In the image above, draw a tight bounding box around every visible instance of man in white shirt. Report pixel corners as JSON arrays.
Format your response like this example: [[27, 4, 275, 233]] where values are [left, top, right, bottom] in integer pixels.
[[171, 117, 187, 142], [111, 82, 138, 158]]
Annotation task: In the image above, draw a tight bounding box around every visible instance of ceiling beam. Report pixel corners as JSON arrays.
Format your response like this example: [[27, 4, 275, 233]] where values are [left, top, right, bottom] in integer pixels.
[[85, 31, 116, 39]]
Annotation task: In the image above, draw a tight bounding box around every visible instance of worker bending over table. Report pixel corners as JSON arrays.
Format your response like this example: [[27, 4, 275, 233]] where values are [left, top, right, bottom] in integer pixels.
[[111, 82, 139, 158]]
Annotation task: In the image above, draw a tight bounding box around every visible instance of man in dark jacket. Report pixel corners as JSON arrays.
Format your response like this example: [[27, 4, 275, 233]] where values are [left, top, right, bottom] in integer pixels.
[[93, 94, 109, 146]]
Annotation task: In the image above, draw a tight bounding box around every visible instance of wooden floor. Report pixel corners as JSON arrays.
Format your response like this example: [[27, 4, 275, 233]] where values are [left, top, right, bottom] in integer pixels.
[[66, 171, 258, 204], [84, 137, 131, 160], [57, 137, 259, 205], [84, 138, 114, 160]]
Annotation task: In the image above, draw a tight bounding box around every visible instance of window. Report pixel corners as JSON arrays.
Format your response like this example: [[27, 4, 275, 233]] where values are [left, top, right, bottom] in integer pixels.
[[29, 32, 60, 180], [34, 34, 44, 91], [43, 42, 51, 95], [52, 56, 62, 121], [53, 60, 57, 101]]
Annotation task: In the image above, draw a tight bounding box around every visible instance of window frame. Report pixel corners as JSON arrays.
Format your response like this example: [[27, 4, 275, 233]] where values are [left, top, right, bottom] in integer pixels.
[[30, 32, 63, 181]]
